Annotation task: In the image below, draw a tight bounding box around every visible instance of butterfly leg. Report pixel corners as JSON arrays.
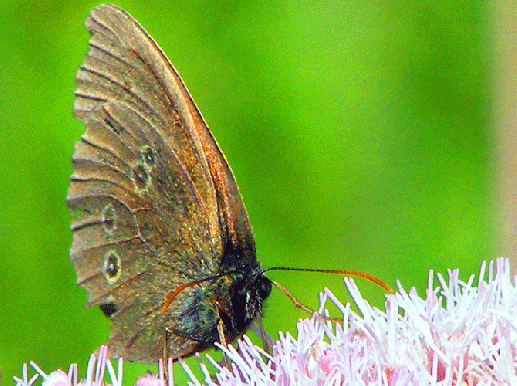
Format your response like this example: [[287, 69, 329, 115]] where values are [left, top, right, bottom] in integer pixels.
[[254, 313, 273, 355], [162, 328, 172, 385], [214, 302, 231, 369]]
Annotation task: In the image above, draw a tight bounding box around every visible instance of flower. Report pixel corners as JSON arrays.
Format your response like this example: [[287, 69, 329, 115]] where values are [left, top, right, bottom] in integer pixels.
[[15, 258, 517, 386], [185, 258, 517, 385], [14, 346, 123, 386]]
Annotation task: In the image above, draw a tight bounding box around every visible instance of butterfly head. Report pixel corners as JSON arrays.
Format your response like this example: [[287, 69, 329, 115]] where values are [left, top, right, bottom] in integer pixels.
[[224, 268, 272, 334]]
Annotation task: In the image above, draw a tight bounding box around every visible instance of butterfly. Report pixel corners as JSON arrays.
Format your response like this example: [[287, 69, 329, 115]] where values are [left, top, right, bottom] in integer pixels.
[[67, 3, 391, 364], [67, 3, 272, 362]]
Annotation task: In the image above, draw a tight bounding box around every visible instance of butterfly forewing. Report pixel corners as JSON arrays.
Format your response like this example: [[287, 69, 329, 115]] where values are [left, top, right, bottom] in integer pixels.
[[67, 4, 256, 361]]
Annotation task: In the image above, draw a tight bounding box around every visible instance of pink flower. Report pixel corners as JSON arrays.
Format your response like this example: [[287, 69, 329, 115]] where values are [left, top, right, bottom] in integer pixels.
[[186, 258, 517, 385], [15, 258, 517, 385], [14, 346, 123, 386]]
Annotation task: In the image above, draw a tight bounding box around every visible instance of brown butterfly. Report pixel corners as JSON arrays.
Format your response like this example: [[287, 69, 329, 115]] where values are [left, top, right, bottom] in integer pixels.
[[68, 3, 391, 364], [67, 3, 272, 362]]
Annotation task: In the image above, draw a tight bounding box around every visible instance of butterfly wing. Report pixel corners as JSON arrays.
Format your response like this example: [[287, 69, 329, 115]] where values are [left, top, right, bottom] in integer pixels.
[[68, 4, 254, 361], [178, 73, 256, 262]]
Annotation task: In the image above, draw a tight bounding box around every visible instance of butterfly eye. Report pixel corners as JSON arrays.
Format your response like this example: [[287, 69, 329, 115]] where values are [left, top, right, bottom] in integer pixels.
[[103, 250, 121, 284], [256, 275, 272, 299]]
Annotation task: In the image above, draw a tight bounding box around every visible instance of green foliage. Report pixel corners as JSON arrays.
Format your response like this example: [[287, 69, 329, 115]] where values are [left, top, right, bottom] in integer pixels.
[[0, 0, 494, 384]]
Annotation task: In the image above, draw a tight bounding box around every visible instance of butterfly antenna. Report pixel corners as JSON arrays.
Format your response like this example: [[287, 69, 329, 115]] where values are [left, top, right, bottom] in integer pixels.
[[263, 266, 391, 322], [270, 279, 343, 323], [262, 266, 392, 292]]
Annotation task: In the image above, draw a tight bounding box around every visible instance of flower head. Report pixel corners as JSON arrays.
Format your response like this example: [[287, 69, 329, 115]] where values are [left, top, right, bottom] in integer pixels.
[[14, 346, 123, 386], [186, 258, 517, 385], [15, 258, 517, 385]]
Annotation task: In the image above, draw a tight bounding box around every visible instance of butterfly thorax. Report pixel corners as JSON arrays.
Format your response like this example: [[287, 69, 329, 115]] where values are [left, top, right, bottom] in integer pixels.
[[167, 263, 271, 357]]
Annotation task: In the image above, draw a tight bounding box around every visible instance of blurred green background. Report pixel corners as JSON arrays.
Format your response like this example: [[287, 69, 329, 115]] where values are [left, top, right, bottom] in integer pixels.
[[1, 0, 497, 384]]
